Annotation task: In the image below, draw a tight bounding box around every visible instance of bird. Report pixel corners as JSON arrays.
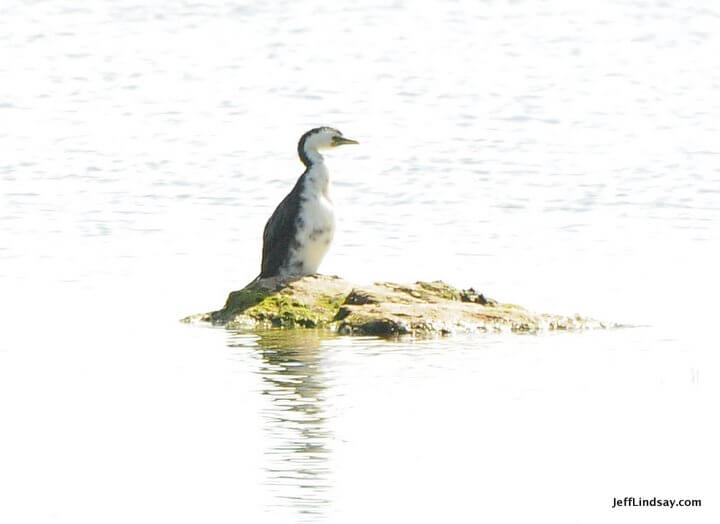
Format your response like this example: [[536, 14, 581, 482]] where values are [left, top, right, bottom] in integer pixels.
[[257, 127, 358, 279]]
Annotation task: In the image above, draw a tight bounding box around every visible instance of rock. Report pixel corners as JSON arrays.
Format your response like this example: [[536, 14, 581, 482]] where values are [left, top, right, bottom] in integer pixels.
[[182, 275, 611, 336]]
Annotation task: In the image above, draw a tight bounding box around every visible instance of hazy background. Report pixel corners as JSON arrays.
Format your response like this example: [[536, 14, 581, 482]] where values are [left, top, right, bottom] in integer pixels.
[[1, 1, 718, 522]]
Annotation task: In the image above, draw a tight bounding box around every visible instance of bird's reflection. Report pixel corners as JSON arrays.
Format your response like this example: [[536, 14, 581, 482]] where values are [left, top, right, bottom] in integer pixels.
[[229, 329, 337, 520]]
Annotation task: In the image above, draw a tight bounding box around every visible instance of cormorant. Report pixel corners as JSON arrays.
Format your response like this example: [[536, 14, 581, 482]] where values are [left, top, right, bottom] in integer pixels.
[[258, 127, 358, 279]]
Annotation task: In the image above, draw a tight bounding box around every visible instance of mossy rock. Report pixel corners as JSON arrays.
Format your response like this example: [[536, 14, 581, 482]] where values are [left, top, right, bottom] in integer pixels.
[[183, 275, 612, 337]]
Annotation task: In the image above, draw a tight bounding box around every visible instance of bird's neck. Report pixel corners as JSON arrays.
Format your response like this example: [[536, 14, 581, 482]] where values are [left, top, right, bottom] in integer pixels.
[[301, 146, 324, 167], [304, 160, 331, 198]]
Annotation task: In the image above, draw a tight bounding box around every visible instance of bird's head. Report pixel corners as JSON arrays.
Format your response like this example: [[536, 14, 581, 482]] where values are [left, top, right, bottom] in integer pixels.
[[298, 127, 358, 166]]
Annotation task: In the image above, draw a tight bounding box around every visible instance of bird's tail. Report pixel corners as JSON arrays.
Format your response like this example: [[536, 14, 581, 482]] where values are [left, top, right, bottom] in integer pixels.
[[244, 273, 263, 288]]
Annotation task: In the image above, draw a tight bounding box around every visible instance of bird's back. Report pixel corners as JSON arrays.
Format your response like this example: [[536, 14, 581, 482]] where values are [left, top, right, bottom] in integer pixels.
[[259, 173, 306, 278]]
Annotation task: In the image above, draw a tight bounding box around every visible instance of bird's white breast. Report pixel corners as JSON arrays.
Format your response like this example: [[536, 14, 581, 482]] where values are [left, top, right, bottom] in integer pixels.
[[284, 163, 336, 275]]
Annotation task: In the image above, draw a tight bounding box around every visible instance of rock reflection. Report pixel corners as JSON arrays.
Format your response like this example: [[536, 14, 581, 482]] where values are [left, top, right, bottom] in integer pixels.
[[232, 329, 337, 521]]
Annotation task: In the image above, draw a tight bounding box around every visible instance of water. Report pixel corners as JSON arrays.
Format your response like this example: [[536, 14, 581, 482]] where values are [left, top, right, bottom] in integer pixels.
[[1, 1, 718, 522]]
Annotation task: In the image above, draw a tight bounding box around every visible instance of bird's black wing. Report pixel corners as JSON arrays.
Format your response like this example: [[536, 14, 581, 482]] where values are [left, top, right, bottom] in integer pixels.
[[260, 173, 306, 278]]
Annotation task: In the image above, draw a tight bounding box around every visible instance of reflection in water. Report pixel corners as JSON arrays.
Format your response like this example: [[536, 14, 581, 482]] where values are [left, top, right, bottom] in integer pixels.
[[228, 330, 337, 521]]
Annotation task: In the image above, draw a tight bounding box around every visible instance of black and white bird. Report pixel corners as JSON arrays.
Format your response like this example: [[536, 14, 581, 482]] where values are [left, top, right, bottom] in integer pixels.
[[258, 127, 358, 279]]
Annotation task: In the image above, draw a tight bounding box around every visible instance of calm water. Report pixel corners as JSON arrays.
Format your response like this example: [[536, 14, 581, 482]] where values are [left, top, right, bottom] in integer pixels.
[[1, 1, 718, 522]]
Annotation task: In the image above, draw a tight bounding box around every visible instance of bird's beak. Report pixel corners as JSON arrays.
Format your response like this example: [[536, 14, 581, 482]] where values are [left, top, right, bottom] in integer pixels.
[[333, 136, 359, 146]]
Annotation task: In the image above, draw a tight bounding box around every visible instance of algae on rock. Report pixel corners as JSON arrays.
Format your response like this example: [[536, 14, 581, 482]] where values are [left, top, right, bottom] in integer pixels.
[[202, 275, 353, 329], [183, 275, 610, 337]]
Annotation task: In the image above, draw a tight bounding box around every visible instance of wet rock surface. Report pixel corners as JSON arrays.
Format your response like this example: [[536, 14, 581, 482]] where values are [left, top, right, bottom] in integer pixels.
[[182, 275, 612, 336]]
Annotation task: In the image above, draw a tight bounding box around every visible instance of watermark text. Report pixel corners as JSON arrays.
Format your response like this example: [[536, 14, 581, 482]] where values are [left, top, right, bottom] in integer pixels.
[[611, 497, 701, 509]]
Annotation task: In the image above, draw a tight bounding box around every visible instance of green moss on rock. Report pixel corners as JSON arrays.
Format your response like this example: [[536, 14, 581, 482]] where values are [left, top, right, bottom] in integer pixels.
[[248, 295, 321, 328], [416, 281, 462, 301]]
